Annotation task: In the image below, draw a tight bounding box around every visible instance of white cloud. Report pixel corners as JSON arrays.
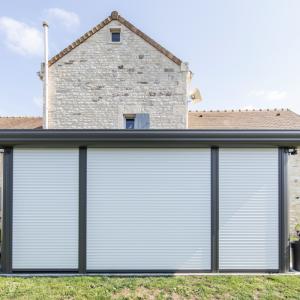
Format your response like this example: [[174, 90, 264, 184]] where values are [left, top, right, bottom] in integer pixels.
[[248, 90, 288, 101], [0, 17, 43, 56], [46, 8, 80, 29], [33, 96, 42, 108]]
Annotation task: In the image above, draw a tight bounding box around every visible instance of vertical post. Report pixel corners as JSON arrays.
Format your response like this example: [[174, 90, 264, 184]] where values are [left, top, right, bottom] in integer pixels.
[[2, 147, 13, 273], [211, 147, 219, 272], [79, 147, 87, 273], [278, 147, 289, 273]]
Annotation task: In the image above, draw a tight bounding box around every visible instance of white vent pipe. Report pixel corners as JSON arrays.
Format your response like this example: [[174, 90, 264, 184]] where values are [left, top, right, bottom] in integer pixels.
[[43, 21, 49, 129]]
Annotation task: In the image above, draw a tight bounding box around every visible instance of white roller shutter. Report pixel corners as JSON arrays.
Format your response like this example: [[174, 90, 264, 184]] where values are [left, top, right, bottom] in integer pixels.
[[87, 148, 211, 271], [13, 148, 79, 269], [219, 148, 279, 270]]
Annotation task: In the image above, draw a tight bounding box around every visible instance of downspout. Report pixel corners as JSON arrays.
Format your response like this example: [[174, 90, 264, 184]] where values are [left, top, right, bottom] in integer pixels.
[[186, 70, 193, 129], [43, 21, 49, 129], [181, 62, 191, 129]]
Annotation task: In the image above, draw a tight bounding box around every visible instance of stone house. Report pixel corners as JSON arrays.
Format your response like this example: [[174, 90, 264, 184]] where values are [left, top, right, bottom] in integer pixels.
[[46, 11, 189, 129], [0, 11, 300, 237]]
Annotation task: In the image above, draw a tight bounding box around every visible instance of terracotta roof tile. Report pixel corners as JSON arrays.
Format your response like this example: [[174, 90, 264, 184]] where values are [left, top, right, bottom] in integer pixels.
[[0, 117, 43, 129], [188, 109, 300, 129], [1, 109, 300, 130], [49, 11, 182, 67]]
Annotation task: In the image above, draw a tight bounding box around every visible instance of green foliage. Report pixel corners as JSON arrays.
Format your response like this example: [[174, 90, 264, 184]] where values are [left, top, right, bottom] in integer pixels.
[[291, 236, 299, 242], [0, 276, 299, 299], [292, 223, 300, 242]]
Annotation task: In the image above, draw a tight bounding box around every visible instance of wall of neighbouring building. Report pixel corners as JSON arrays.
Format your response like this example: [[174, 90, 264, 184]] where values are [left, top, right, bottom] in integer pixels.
[[288, 149, 300, 236], [47, 20, 189, 129]]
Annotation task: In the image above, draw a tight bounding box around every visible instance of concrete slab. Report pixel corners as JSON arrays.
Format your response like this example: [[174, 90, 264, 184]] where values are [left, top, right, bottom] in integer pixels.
[[0, 272, 299, 277]]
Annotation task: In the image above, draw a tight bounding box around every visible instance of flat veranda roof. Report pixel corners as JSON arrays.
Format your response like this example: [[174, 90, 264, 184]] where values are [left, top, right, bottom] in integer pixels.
[[0, 129, 299, 147]]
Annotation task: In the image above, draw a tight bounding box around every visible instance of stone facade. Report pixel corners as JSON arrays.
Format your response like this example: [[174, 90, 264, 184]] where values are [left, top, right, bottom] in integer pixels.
[[47, 20, 189, 129], [288, 149, 300, 235]]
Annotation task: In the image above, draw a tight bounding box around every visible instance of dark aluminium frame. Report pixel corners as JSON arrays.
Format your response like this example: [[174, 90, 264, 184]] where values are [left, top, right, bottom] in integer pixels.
[[0, 130, 292, 274]]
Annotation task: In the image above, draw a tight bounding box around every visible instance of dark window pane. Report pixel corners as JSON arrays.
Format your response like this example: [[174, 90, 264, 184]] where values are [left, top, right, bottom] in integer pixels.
[[111, 32, 120, 42], [126, 118, 135, 129]]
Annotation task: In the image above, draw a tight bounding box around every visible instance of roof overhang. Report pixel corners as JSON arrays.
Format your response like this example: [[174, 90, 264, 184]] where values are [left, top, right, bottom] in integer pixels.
[[0, 129, 300, 148]]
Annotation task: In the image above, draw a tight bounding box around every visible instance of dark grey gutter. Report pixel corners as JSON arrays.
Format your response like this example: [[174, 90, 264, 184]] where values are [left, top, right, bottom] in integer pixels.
[[0, 129, 300, 146]]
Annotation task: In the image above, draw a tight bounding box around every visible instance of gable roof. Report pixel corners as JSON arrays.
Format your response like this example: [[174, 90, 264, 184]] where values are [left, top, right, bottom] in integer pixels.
[[0, 117, 43, 129], [188, 109, 300, 129], [49, 11, 182, 67]]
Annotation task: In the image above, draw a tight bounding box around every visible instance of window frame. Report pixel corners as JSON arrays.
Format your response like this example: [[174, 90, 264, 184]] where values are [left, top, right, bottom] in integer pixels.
[[109, 28, 121, 43], [124, 115, 136, 129]]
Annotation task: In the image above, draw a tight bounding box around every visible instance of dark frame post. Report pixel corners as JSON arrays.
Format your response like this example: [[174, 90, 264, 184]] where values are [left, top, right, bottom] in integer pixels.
[[211, 147, 219, 272], [279, 147, 289, 273], [2, 147, 13, 273], [78, 147, 87, 273]]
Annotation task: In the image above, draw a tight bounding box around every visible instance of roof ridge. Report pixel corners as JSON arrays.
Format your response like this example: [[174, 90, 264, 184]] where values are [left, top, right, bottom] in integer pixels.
[[188, 108, 290, 113], [48, 11, 182, 67]]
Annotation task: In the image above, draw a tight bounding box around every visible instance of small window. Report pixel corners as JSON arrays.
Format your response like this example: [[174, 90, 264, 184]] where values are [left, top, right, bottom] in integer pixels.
[[110, 29, 121, 42], [111, 32, 120, 42], [125, 117, 135, 129], [124, 113, 150, 129]]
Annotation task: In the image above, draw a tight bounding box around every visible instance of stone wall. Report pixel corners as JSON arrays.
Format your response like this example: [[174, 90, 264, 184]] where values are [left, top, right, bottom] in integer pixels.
[[47, 20, 188, 129], [288, 148, 300, 235]]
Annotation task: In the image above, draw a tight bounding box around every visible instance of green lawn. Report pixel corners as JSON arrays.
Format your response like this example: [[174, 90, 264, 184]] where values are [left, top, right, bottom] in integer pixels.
[[0, 275, 299, 299]]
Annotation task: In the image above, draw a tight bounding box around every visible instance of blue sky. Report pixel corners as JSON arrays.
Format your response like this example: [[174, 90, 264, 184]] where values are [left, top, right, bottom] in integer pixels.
[[0, 0, 299, 116]]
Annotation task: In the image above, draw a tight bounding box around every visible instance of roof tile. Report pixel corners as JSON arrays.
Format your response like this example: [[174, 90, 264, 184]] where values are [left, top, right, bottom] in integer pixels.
[[188, 109, 300, 129], [0, 117, 43, 129], [2, 109, 300, 130]]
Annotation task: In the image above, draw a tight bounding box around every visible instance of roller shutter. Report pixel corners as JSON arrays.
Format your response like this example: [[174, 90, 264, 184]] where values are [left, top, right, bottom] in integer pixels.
[[87, 148, 211, 271], [219, 148, 279, 270], [12, 148, 79, 270]]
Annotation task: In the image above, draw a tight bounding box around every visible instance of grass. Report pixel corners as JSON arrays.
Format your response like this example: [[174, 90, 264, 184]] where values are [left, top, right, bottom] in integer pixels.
[[0, 275, 299, 299]]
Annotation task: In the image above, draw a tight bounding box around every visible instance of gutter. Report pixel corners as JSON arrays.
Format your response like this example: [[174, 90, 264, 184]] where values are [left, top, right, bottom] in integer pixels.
[[0, 129, 299, 147]]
